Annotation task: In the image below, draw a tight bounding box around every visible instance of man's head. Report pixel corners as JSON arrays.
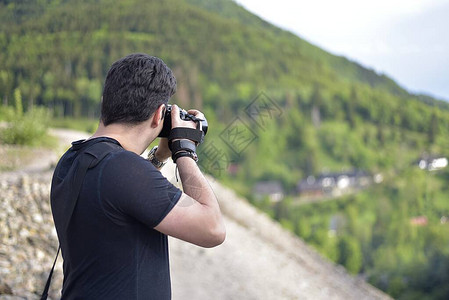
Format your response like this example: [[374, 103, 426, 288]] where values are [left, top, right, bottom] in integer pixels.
[[101, 53, 176, 126]]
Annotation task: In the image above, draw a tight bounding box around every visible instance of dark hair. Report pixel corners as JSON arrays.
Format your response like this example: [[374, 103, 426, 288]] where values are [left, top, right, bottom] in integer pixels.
[[101, 53, 176, 126]]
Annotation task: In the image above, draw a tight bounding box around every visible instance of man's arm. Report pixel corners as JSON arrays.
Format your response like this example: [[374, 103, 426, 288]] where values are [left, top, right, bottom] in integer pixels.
[[154, 105, 226, 248]]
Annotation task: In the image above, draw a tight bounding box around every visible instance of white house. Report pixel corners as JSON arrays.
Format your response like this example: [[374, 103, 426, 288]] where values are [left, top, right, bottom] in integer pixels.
[[418, 155, 448, 171]]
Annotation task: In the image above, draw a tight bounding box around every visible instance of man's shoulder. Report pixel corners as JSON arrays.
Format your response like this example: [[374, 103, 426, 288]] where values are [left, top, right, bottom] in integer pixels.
[[104, 149, 156, 173], [108, 148, 145, 163]]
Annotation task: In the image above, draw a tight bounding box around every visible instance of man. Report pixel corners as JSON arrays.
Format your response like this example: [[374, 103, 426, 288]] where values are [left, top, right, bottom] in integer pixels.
[[50, 53, 226, 299]]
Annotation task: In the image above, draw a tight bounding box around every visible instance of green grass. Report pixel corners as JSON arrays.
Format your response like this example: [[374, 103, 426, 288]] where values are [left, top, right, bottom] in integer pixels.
[[49, 117, 98, 133]]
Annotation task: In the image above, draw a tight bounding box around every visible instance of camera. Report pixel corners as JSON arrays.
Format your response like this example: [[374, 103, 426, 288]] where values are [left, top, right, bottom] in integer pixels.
[[158, 104, 208, 138]]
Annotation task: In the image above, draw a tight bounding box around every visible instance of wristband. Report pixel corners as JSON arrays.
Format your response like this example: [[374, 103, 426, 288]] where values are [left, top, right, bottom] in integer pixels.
[[172, 150, 198, 163], [147, 146, 167, 168], [169, 139, 196, 153]]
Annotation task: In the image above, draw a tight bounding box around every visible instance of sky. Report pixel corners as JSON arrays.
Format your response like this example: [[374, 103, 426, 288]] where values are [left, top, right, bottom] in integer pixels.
[[234, 0, 449, 101]]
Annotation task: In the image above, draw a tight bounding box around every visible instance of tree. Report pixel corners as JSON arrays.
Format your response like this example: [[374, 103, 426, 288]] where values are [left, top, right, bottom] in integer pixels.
[[345, 87, 358, 128], [428, 111, 439, 144], [310, 84, 322, 127], [338, 235, 362, 274]]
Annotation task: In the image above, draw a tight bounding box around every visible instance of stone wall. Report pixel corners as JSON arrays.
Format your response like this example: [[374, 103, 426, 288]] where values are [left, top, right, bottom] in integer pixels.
[[0, 173, 62, 300]]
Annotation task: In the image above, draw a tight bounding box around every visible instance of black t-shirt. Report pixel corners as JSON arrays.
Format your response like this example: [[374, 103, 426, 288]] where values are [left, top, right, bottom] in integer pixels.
[[51, 137, 181, 300]]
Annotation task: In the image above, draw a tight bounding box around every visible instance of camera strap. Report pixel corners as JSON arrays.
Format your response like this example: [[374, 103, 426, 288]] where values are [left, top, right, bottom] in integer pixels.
[[41, 139, 122, 300], [168, 127, 204, 145]]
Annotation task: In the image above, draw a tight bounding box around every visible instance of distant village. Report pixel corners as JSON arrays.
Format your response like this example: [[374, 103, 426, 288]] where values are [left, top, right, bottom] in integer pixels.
[[252, 154, 448, 205], [253, 169, 383, 204]]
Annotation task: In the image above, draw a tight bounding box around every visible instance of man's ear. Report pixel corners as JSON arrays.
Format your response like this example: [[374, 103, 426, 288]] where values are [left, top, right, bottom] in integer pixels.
[[151, 104, 166, 127]]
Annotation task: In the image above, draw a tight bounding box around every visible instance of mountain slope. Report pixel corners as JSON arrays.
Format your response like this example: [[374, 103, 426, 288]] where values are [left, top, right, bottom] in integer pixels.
[[1, 0, 447, 108], [185, 0, 409, 96]]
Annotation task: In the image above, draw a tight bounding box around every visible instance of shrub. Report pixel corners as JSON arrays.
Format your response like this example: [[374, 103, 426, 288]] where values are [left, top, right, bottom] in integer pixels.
[[1, 89, 52, 146]]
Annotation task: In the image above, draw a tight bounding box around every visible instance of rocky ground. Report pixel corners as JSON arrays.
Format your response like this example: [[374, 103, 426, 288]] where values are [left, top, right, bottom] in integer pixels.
[[0, 129, 392, 300]]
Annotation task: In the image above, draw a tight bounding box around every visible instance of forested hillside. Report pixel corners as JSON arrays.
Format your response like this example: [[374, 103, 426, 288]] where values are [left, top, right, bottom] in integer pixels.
[[1, 0, 449, 298]]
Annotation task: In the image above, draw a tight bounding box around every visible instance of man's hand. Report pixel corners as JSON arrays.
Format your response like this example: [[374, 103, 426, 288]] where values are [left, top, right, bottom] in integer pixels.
[[171, 104, 205, 130], [155, 138, 171, 162], [156, 105, 205, 161]]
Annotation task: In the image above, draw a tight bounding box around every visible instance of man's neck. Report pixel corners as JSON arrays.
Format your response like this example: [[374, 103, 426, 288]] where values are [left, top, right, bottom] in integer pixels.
[[91, 121, 156, 155]]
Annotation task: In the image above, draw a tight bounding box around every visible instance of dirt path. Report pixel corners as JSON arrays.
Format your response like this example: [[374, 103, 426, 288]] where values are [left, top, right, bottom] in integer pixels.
[[0, 128, 90, 179], [48, 128, 91, 150]]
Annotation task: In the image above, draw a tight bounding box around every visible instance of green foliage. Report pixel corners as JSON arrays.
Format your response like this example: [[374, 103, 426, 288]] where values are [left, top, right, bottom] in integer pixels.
[[280, 168, 449, 299], [0, 103, 14, 120], [49, 117, 98, 133], [13, 89, 23, 117], [338, 235, 362, 274], [1, 89, 52, 146]]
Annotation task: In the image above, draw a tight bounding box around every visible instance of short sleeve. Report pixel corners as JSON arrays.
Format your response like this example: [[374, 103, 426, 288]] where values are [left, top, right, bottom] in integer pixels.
[[100, 151, 182, 228]]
